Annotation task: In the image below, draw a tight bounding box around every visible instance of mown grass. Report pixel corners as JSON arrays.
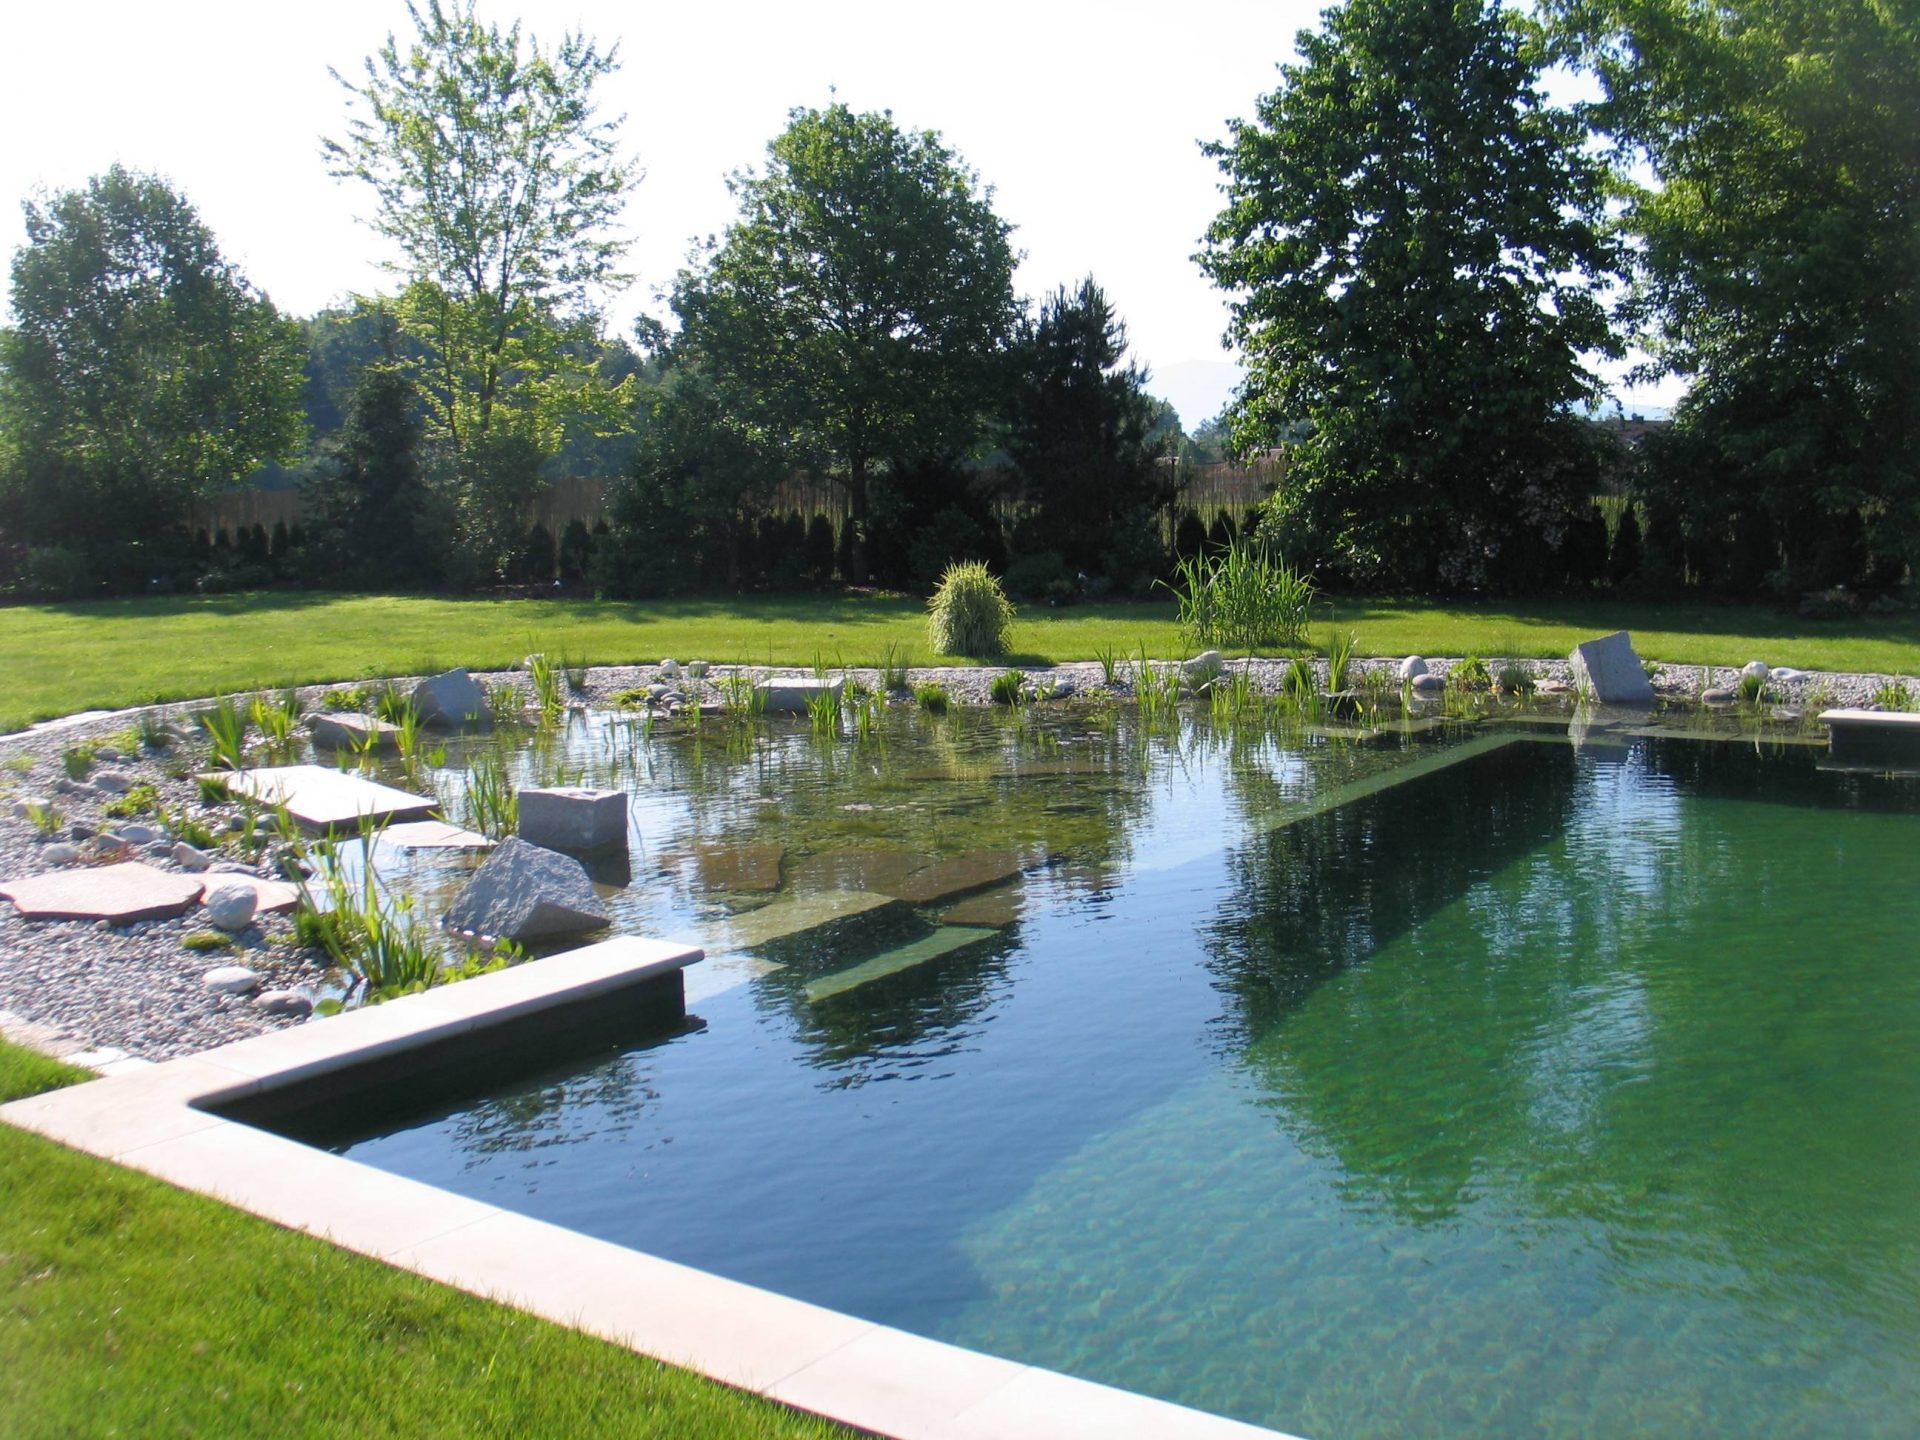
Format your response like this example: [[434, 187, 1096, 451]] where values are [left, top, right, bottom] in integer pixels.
[[2, 589, 1916, 730], [0, 1039, 854, 1439]]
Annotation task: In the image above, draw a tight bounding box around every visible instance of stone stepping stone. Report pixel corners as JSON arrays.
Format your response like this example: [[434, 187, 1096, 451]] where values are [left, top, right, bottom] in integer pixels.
[[788, 849, 934, 894], [196, 873, 302, 916], [691, 843, 785, 893], [804, 926, 1001, 1004], [308, 713, 402, 751], [207, 765, 436, 832], [939, 884, 1023, 928], [879, 849, 1027, 905], [0, 862, 203, 922], [375, 820, 496, 850], [705, 889, 904, 956]]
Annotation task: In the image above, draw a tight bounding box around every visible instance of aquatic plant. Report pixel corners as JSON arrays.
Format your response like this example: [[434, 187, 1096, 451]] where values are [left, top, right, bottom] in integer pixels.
[[1737, 671, 1768, 705], [294, 829, 440, 1001], [526, 652, 565, 723], [914, 681, 951, 715], [1871, 678, 1915, 711], [197, 696, 250, 770], [1094, 644, 1121, 687], [460, 749, 518, 839], [1496, 662, 1535, 696], [1324, 629, 1358, 693], [806, 685, 844, 736], [1281, 655, 1318, 707], [927, 561, 1015, 658], [989, 670, 1026, 707], [1164, 541, 1314, 650], [1453, 655, 1492, 692], [879, 644, 912, 692], [719, 672, 766, 718]]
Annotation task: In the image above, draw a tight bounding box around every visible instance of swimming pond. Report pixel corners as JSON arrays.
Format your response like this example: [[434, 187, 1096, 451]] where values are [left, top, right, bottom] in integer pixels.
[[250, 710, 1920, 1438]]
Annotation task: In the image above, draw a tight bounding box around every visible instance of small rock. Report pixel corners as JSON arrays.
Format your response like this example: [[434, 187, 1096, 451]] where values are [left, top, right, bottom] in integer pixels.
[[93, 745, 123, 761], [648, 683, 670, 699], [146, 841, 173, 858], [209, 861, 256, 875], [224, 816, 246, 833], [113, 824, 160, 845], [658, 659, 680, 677], [685, 660, 709, 679], [203, 882, 259, 932], [172, 842, 215, 872], [91, 834, 132, 859], [1536, 680, 1572, 695], [42, 842, 80, 865], [255, 989, 313, 1018], [68, 821, 97, 841], [1182, 651, 1225, 683], [204, 964, 262, 995], [53, 778, 99, 798], [92, 769, 136, 794], [1398, 656, 1429, 681], [1741, 660, 1770, 681], [1772, 666, 1805, 683], [11, 799, 37, 820], [1410, 672, 1445, 696], [1702, 686, 1739, 705]]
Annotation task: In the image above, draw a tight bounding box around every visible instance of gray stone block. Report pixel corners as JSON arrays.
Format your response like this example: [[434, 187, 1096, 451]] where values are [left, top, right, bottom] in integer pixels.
[[442, 837, 611, 944], [1567, 631, 1655, 705], [517, 787, 628, 853], [755, 676, 845, 713], [308, 713, 401, 752]]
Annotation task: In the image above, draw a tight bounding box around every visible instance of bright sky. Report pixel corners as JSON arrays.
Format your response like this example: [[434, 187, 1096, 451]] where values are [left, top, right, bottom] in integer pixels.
[[0, 0, 1677, 430]]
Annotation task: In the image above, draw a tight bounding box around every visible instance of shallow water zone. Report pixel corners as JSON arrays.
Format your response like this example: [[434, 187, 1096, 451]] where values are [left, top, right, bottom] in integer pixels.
[[269, 708, 1920, 1439]]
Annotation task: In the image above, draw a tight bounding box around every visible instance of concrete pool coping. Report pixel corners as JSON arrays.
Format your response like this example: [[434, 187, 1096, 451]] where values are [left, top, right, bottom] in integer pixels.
[[1, 933, 1293, 1440]]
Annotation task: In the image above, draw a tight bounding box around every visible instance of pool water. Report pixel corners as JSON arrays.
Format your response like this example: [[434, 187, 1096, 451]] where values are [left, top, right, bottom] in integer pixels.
[[284, 713, 1920, 1438]]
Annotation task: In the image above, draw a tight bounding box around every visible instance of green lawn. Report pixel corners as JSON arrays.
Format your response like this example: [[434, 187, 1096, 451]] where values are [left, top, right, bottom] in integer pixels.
[[1, 589, 1916, 731], [0, 1039, 855, 1439]]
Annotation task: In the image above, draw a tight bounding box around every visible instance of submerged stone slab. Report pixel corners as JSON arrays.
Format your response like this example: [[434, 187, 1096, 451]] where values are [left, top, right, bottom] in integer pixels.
[[693, 843, 785, 893], [196, 873, 301, 916], [788, 849, 934, 894], [442, 836, 611, 944], [880, 849, 1027, 905], [754, 676, 845, 714], [375, 820, 496, 850], [411, 667, 492, 727], [1821, 708, 1920, 767], [705, 889, 905, 958], [939, 884, 1024, 928], [308, 713, 401, 752], [209, 766, 437, 833], [804, 926, 1001, 1004], [518, 787, 628, 853], [0, 862, 203, 923], [1568, 631, 1655, 705]]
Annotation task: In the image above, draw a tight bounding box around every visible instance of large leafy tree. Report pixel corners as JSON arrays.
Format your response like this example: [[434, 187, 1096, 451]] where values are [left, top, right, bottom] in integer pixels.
[[326, 0, 636, 575], [1004, 278, 1176, 576], [0, 166, 305, 572], [672, 103, 1019, 583], [1198, 0, 1619, 589], [1554, 0, 1920, 589]]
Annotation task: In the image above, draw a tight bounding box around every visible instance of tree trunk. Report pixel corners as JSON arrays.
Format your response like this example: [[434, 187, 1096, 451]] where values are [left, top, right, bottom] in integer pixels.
[[848, 455, 870, 585]]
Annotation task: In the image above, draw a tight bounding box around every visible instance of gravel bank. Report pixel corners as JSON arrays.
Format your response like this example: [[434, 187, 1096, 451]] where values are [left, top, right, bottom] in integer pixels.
[[2, 653, 1913, 1063]]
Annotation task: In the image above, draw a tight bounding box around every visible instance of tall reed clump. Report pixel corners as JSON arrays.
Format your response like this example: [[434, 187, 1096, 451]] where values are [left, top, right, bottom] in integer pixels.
[[461, 749, 518, 839], [927, 561, 1015, 658], [294, 829, 440, 1001], [198, 696, 250, 770], [1165, 541, 1315, 651], [526, 652, 565, 723]]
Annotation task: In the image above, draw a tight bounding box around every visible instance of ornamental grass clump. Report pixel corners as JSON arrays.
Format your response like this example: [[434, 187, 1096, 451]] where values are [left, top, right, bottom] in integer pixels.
[[1166, 541, 1315, 651], [927, 561, 1015, 658]]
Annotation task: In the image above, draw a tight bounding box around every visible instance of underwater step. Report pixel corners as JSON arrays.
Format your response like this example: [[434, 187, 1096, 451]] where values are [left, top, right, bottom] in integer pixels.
[[702, 888, 908, 964], [804, 925, 1002, 1004]]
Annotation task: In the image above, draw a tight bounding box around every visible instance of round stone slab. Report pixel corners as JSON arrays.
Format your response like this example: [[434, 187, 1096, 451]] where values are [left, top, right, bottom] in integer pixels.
[[0, 862, 204, 923]]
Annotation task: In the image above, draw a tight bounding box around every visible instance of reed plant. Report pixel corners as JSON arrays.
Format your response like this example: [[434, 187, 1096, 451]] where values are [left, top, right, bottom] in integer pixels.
[[806, 685, 844, 737], [1165, 541, 1314, 650], [1094, 644, 1121, 686], [526, 653, 565, 724], [989, 670, 1026, 707], [295, 828, 440, 1002], [927, 561, 1015, 658], [878, 644, 912, 692], [461, 750, 518, 839], [1324, 629, 1359, 693], [913, 681, 951, 715], [24, 799, 62, 837], [134, 710, 173, 751], [197, 696, 250, 770], [1871, 678, 1915, 711]]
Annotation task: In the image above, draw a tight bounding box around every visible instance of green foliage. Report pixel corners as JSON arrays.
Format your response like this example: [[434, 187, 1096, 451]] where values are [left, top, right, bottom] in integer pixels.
[[1558, 0, 1920, 583], [296, 831, 440, 1001], [460, 749, 518, 839], [671, 103, 1018, 583], [1003, 279, 1176, 578], [1166, 542, 1315, 651], [526, 652, 565, 723], [1283, 655, 1319, 704], [1871, 679, 1915, 712], [988, 671, 1026, 707], [17, 547, 92, 600], [1002, 551, 1072, 602], [927, 561, 1016, 658], [805, 685, 843, 736], [878, 645, 912, 692], [913, 681, 951, 715], [1496, 662, 1536, 696], [0, 166, 306, 568], [60, 745, 95, 781], [23, 799, 63, 837], [1737, 670, 1769, 705], [304, 363, 437, 587], [1199, 0, 1617, 590], [1453, 655, 1493, 692], [101, 782, 159, 819], [134, 711, 173, 751], [181, 930, 235, 953], [325, 0, 634, 477], [1094, 644, 1121, 686], [197, 697, 250, 770], [1324, 629, 1359, 692]]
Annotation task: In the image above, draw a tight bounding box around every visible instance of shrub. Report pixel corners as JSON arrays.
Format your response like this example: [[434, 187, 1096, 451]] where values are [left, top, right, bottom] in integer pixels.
[[19, 546, 92, 599], [1001, 550, 1070, 600], [1166, 541, 1315, 650], [557, 517, 594, 581], [1609, 506, 1644, 588], [927, 561, 1015, 658], [908, 507, 994, 594], [804, 514, 837, 583]]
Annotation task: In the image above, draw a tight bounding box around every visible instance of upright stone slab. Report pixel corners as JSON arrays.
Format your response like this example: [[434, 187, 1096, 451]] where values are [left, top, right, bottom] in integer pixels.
[[442, 836, 611, 944], [411, 667, 492, 727], [755, 676, 845, 714], [1568, 631, 1655, 705], [518, 787, 628, 853]]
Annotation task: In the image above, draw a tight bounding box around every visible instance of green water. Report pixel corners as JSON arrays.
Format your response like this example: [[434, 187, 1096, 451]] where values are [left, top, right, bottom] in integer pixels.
[[313, 715, 1920, 1438]]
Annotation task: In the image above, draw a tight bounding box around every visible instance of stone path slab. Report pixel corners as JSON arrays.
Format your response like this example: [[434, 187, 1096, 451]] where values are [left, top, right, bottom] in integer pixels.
[[196, 874, 302, 916], [939, 885, 1024, 928], [880, 850, 1027, 905], [0, 862, 204, 922], [804, 926, 1001, 1004], [690, 843, 786, 893], [208, 765, 437, 832], [376, 820, 496, 850], [705, 889, 904, 955], [788, 849, 935, 894]]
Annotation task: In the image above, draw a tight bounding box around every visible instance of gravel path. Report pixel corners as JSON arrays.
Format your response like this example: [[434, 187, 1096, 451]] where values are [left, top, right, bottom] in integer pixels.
[[1, 652, 1912, 1064]]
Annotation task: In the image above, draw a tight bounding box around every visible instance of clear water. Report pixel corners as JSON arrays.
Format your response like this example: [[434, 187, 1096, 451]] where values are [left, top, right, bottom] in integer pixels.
[[288, 712, 1920, 1438]]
